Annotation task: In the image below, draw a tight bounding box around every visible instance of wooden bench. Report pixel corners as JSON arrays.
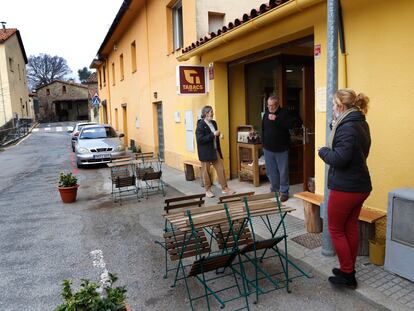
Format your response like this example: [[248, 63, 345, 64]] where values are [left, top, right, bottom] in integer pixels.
[[183, 160, 212, 187], [183, 160, 202, 181], [294, 191, 387, 255], [357, 208, 386, 255], [294, 191, 323, 233]]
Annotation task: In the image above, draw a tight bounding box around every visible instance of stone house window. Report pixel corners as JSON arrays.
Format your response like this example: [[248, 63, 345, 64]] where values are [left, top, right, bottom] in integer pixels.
[[62, 85, 67, 94], [46, 89, 50, 95]]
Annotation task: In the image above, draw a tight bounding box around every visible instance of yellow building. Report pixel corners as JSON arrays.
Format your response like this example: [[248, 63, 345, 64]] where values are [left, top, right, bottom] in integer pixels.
[[0, 27, 31, 126], [92, 0, 414, 214]]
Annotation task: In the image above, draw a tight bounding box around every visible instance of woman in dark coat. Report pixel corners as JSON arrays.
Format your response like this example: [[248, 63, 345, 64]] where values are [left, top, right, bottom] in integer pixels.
[[318, 89, 372, 289], [196, 106, 234, 198]]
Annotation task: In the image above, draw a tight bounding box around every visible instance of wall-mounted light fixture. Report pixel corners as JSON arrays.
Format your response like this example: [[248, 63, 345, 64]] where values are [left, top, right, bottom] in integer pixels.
[[153, 92, 158, 99], [113, 44, 118, 51]]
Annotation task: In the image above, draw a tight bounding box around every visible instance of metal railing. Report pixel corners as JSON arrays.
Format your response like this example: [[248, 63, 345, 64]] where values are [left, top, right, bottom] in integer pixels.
[[0, 118, 34, 147]]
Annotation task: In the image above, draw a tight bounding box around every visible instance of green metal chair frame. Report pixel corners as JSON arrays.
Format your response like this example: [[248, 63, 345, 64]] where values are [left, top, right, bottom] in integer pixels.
[[136, 153, 166, 199], [234, 193, 311, 303], [155, 194, 209, 285], [179, 209, 250, 311]]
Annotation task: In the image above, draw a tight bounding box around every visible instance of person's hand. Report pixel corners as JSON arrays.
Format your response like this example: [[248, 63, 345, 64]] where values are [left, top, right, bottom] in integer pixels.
[[268, 114, 277, 121], [214, 130, 221, 136]]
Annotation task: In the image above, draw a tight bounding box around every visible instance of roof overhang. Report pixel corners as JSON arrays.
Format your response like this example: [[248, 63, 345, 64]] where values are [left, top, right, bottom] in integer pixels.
[[177, 0, 323, 62], [93, 0, 145, 62]]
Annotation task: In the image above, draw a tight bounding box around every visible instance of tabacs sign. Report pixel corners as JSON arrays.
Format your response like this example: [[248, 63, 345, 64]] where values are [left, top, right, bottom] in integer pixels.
[[176, 65, 207, 95]]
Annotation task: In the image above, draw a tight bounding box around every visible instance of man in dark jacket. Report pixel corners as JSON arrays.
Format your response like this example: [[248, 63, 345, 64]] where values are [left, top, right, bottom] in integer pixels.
[[262, 95, 300, 202], [196, 106, 234, 198]]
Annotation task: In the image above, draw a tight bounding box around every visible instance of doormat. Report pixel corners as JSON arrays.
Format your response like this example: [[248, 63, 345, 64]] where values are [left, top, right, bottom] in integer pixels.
[[291, 232, 322, 250]]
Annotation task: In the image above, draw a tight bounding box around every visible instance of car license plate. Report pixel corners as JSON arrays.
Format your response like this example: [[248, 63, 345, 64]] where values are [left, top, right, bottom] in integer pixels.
[[93, 154, 111, 159]]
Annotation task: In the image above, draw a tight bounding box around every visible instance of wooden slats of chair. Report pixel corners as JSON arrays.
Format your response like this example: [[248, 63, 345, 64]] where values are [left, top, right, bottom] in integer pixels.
[[165, 198, 294, 232], [218, 191, 255, 204], [115, 176, 136, 188], [164, 193, 205, 214], [188, 253, 235, 276], [212, 221, 253, 250], [136, 167, 154, 179], [245, 192, 277, 202], [111, 167, 130, 180], [164, 230, 211, 261], [240, 236, 285, 255], [142, 171, 162, 181]]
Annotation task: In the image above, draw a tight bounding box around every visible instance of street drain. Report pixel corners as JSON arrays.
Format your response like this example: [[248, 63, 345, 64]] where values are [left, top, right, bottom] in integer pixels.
[[291, 232, 322, 249]]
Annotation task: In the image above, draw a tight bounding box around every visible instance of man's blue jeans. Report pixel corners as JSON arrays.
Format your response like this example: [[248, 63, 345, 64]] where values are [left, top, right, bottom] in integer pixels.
[[263, 148, 289, 195]]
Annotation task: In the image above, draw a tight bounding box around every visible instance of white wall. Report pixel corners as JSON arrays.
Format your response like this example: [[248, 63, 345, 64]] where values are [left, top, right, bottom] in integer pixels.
[[195, 0, 264, 39]]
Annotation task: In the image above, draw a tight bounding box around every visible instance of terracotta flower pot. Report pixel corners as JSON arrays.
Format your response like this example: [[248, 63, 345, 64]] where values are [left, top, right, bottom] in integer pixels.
[[58, 185, 79, 203]]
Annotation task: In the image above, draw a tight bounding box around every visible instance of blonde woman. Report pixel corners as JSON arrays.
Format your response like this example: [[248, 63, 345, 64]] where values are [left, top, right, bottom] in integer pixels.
[[318, 89, 372, 289]]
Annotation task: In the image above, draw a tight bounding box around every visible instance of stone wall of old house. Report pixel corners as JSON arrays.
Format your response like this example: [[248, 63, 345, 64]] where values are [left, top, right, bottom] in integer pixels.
[[37, 81, 89, 121]]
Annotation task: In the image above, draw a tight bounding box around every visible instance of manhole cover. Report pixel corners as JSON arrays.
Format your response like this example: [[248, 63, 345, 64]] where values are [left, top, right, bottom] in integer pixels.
[[291, 232, 322, 249]]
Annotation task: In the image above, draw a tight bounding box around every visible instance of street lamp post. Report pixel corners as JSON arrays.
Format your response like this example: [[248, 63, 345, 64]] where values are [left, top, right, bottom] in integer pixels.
[[321, 0, 338, 257]]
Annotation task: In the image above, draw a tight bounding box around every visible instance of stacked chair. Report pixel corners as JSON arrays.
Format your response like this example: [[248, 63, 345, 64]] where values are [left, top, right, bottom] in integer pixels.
[[135, 152, 166, 199], [110, 160, 139, 205], [159, 192, 311, 310]]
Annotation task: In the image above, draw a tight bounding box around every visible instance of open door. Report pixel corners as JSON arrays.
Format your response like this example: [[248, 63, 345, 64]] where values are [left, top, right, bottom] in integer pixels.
[[280, 55, 314, 189], [302, 62, 315, 191]]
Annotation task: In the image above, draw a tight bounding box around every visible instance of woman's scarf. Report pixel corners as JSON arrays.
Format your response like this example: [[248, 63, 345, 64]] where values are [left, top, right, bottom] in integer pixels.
[[328, 107, 359, 149]]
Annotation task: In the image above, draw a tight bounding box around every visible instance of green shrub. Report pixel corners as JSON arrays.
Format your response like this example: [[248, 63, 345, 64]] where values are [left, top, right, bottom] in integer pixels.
[[59, 172, 78, 187], [55, 273, 127, 311]]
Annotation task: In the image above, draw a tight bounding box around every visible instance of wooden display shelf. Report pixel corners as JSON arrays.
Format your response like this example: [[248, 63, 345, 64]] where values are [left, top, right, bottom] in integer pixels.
[[236, 142, 262, 187]]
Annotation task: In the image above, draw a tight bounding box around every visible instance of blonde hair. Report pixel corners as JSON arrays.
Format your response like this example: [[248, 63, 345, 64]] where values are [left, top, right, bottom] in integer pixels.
[[334, 89, 369, 115]]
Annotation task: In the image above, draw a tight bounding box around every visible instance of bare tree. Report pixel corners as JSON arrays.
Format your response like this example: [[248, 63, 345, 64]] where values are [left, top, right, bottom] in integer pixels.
[[27, 54, 72, 90]]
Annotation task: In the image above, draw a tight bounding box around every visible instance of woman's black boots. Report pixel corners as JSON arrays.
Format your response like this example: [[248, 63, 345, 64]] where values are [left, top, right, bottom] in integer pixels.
[[329, 270, 358, 289]]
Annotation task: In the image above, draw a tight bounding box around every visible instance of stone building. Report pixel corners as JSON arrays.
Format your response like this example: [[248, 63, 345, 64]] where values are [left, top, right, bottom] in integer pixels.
[[36, 80, 89, 122], [0, 26, 30, 126]]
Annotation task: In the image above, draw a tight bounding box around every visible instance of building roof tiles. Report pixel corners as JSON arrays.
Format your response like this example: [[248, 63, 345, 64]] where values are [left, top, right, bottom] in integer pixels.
[[181, 0, 288, 54]]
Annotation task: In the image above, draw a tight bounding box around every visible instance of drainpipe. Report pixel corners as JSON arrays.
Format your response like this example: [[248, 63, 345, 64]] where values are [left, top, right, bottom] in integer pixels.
[[321, 0, 338, 257], [0, 67, 7, 123]]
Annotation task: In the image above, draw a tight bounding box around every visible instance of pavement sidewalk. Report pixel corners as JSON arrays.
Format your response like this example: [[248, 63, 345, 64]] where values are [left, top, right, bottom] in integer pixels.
[[162, 165, 414, 311]]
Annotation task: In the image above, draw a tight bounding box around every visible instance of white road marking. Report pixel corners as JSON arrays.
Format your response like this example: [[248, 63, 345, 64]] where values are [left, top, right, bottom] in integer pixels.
[[56, 127, 62, 132], [32, 129, 39, 132], [45, 128, 51, 131]]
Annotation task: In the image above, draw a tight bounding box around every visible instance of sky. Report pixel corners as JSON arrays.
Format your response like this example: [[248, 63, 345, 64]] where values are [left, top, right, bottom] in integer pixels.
[[3, 0, 124, 81]]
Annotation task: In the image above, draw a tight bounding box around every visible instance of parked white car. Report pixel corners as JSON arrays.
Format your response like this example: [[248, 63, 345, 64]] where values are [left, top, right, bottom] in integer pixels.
[[70, 122, 98, 152], [75, 124, 126, 168]]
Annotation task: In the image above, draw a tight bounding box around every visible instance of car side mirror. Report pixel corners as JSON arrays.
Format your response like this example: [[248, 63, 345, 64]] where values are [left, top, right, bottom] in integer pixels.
[[67, 126, 74, 133], [119, 133, 125, 138]]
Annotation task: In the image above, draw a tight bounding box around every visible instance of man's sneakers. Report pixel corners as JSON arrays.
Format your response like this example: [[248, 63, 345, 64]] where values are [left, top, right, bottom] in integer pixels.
[[205, 190, 215, 198], [222, 188, 236, 195], [280, 194, 289, 202]]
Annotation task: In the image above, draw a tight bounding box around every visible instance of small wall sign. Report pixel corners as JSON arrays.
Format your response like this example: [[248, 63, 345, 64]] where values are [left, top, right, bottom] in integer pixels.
[[176, 65, 207, 95]]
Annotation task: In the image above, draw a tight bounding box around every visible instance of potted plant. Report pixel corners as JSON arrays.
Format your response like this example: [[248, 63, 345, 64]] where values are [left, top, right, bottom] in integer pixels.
[[55, 273, 131, 311], [58, 172, 79, 203]]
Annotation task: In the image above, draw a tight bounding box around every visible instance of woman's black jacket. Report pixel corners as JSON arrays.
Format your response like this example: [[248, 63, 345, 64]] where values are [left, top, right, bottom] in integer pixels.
[[318, 111, 372, 193], [195, 119, 223, 162]]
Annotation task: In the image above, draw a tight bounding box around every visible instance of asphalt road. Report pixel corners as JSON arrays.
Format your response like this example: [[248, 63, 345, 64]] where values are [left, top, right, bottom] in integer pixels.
[[0, 122, 386, 310]]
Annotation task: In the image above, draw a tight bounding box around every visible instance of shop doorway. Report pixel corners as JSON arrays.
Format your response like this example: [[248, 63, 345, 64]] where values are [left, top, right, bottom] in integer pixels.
[[122, 104, 128, 147], [245, 54, 315, 191]]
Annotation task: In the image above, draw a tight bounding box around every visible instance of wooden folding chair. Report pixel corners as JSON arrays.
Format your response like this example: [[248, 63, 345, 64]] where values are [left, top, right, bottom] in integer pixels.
[[181, 209, 250, 311], [155, 194, 208, 282]]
